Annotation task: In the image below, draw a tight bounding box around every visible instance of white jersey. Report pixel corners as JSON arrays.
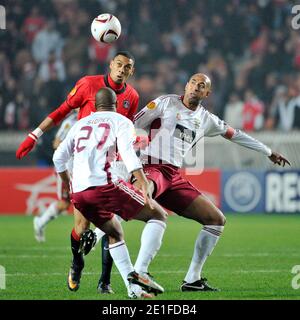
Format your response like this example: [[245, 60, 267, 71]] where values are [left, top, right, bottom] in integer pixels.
[[55, 112, 77, 173], [53, 111, 142, 192], [134, 94, 272, 168], [55, 112, 77, 141]]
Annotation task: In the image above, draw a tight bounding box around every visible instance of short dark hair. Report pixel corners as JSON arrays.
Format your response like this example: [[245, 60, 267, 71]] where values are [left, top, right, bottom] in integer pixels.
[[113, 51, 135, 63]]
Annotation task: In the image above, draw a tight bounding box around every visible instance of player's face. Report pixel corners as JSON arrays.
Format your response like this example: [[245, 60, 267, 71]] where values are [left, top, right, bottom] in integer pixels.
[[184, 75, 211, 106], [109, 55, 135, 84]]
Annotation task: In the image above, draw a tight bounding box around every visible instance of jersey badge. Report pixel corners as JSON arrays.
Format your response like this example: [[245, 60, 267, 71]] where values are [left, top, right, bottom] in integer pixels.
[[176, 113, 181, 120], [147, 101, 156, 110], [69, 86, 77, 96], [123, 100, 130, 109]]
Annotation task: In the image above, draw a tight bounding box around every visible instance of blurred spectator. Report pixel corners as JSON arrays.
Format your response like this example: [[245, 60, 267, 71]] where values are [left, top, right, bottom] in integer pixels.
[[0, 0, 299, 133], [224, 93, 244, 129], [38, 51, 66, 82], [266, 85, 300, 131], [242, 90, 264, 132], [32, 20, 64, 63], [23, 6, 46, 44]]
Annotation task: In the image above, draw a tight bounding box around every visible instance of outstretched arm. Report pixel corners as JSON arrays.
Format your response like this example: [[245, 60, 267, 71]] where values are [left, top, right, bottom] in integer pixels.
[[205, 112, 291, 167], [16, 103, 72, 159], [16, 77, 87, 159]]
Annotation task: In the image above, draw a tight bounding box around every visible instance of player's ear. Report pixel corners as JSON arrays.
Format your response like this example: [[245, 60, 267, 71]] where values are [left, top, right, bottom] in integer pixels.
[[130, 66, 135, 76], [206, 89, 211, 97], [109, 59, 114, 70]]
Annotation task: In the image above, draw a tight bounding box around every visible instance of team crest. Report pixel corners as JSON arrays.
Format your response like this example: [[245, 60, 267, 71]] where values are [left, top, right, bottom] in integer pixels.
[[176, 113, 181, 120], [123, 100, 130, 109]]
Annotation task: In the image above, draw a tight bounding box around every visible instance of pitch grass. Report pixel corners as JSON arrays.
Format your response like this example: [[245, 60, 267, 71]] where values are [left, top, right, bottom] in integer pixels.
[[0, 214, 300, 300]]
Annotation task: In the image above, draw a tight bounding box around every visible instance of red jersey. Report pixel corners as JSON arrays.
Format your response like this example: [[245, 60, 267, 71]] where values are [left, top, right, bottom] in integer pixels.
[[48, 74, 139, 123]]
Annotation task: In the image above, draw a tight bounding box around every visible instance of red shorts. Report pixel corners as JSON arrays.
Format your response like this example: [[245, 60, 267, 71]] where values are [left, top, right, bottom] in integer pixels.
[[143, 164, 201, 213], [71, 180, 144, 227]]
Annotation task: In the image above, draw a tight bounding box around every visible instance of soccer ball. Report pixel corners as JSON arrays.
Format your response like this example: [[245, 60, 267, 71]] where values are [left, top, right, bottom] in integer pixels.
[[91, 13, 121, 43]]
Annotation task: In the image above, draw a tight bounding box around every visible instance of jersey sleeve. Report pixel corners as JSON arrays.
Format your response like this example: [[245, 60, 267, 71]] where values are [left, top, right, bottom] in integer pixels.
[[53, 125, 76, 173], [205, 112, 272, 156], [48, 77, 89, 125], [116, 119, 142, 173], [65, 77, 89, 108], [133, 97, 165, 129]]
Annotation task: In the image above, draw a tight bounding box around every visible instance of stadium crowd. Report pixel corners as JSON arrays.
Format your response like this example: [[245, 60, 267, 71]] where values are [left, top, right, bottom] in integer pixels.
[[0, 0, 300, 134]]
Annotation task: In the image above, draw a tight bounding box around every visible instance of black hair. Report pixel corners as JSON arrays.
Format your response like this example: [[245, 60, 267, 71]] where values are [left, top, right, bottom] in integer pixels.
[[113, 51, 135, 63]]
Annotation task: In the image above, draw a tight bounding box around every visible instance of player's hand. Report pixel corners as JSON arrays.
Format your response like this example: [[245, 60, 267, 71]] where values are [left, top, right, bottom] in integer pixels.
[[16, 134, 38, 159], [139, 181, 154, 209], [61, 182, 70, 200], [268, 152, 291, 167], [134, 135, 149, 151]]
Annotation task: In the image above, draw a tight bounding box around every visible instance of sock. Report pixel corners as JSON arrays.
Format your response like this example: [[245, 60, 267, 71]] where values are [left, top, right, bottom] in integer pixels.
[[38, 202, 60, 228], [109, 240, 134, 286], [134, 219, 166, 274], [184, 225, 224, 283], [71, 228, 84, 267], [99, 234, 114, 285], [94, 227, 105, 246]]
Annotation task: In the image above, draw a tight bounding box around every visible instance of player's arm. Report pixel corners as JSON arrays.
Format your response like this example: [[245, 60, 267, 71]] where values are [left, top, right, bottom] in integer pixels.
[[16, 78, 87, 159], [52, 126, 76, 186], [206, 113, 291, 167], [133, 97, 164, 130], [117, 120, 153, 207]]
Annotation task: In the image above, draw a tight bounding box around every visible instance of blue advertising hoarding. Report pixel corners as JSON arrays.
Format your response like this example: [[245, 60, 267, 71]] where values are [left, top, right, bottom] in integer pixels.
[[222, 170, 265, 213], [221, 170, 300, 213]]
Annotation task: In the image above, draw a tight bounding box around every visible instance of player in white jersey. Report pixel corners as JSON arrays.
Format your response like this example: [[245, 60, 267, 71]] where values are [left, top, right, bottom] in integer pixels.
[[132, 73, 290, 292], [53, 87, 167, 298], [33, 112, 77, 242]]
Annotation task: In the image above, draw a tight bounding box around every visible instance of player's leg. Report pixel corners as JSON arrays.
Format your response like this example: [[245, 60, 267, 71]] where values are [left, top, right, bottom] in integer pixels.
[[67, 207, 90, 291], [97, 216, 152, 299], [179, 194, 226, 291], [130, 191, 167, 295], [97, 234, 114, 293], [96, 215, 123, 294], [34, 175, 71, 242]]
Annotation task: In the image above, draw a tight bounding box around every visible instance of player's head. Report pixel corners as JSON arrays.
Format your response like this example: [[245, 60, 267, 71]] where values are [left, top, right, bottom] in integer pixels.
[[95, 87, 117, 112], [109, 51, 135, 84], [184, 73, 211, 109]]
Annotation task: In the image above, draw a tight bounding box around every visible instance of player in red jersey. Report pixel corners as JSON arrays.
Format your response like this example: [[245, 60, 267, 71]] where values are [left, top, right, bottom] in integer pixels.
[[16, 51, 143, 294]]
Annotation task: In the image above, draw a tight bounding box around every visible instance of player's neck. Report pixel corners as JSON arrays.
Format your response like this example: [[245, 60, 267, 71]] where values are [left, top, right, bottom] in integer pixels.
[[107, 74, 124, 90], [182, 96, 199, 111]]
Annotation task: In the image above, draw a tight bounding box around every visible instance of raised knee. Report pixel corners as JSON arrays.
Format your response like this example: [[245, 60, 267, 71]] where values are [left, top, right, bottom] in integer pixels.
[[215, 214, 226, 226]]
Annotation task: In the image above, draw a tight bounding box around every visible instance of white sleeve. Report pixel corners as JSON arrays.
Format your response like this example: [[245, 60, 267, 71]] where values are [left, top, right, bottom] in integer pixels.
[[55, 118, 71, 141], [229, 129, 272, 156], [53, 125, 76, 172], [205, 112, 272, 156], [117, 120, 142, 173], [133, 97, 165, 129]]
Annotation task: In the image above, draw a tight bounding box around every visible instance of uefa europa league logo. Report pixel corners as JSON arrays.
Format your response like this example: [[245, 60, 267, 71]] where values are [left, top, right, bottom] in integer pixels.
[[0, 5, 5, 30]]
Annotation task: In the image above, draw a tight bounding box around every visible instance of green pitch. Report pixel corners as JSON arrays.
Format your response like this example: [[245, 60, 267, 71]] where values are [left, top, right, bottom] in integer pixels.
[[0, 214, 299, 300]]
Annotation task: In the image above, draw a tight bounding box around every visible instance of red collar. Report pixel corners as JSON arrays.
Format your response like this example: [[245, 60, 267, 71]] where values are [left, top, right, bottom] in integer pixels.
[[105, 74, 126, 94]]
